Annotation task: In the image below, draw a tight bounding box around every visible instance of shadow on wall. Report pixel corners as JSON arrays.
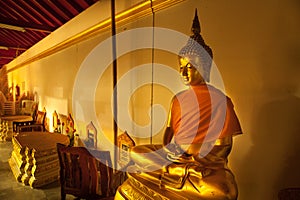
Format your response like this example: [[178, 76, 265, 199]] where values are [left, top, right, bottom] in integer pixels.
[[239, 93, 300, 199]]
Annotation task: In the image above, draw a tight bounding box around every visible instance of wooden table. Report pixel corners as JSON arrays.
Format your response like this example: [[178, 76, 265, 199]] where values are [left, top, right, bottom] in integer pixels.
[[0, 115, 32, 141], [8, 132, 69, 188]]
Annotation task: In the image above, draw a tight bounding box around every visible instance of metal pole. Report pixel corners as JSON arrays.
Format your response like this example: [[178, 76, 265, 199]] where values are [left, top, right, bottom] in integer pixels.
[[150, 0, 155, 144], [111, 0, 118, 172]]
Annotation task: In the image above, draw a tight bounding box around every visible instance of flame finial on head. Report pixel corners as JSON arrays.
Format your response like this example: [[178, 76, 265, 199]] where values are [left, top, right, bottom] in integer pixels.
[[192, 9, 201, 34]]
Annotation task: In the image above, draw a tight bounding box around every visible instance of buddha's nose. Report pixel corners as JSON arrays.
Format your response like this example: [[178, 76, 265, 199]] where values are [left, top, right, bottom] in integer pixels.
[[182, 67, 188, 76]]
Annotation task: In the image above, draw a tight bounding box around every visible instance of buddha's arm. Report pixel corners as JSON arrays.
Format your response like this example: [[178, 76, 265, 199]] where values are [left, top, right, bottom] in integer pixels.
[[163, 100, 174, 146], [163, 127, 173, 146]]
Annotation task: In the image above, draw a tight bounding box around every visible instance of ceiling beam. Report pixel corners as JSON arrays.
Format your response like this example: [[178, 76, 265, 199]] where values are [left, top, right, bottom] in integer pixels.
[[0, 23, 25, 32], [0, 20, 54, 33], [0, 56, 14, 59], [0, 44, 27, 51]]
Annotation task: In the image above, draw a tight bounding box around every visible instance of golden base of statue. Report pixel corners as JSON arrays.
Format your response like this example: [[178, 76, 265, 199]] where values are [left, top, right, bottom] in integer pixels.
[[116, 171, 238, 200], [115, 142, 238, 200]]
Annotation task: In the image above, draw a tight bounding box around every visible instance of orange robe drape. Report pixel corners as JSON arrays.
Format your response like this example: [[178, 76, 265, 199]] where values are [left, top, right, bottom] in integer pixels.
[[170, 84, 242, 144]]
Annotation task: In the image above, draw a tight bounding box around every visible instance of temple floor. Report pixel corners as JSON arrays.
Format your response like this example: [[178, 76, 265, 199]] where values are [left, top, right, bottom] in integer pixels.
[[0, 141, 75, 200]]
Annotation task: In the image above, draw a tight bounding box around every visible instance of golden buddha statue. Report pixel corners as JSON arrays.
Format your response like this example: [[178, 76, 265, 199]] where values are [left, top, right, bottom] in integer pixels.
[[115, 10, 242, 200]]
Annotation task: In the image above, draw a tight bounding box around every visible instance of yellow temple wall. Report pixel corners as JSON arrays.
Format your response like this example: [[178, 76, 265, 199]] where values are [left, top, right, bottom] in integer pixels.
[[5, 0, 300, 199]]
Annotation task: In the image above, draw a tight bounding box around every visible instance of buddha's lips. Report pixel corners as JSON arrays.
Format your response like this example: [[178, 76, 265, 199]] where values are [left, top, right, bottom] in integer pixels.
[[182, 77, 189, 81]]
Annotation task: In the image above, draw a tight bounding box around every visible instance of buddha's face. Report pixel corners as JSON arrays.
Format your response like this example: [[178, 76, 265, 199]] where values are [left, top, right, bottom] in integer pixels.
[[179, 57, 204, 86]]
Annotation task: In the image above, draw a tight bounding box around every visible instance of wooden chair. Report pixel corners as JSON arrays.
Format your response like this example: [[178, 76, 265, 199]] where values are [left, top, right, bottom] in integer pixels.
[[56, 143, 113, 200], [117, 131, 135, 168], [84, 121, 97, 149], [89, 148, 113, 197], [19, 99, 36, 116], [15, 108, 46, 133], [3, 101, 15, 115], [64, 113, 76, 146]]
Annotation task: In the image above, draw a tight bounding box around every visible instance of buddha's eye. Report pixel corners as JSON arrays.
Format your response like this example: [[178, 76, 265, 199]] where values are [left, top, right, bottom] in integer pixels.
[[186, 63, 192, 69], [179, 62, 193, 72]]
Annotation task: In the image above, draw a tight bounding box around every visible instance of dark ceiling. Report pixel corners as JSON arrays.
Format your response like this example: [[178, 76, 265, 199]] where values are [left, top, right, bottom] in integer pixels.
[[0, 0, 99, 69]]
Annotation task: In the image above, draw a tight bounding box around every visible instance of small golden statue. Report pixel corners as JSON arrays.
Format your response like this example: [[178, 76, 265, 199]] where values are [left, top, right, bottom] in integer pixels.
[[115, 9, 242, 200]]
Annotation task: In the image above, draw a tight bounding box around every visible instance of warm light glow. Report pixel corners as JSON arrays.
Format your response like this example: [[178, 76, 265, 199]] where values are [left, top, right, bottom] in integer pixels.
[[44, 96, 68, 132]]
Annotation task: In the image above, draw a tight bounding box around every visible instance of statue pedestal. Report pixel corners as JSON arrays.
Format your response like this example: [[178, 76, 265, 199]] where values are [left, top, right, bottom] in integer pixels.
[[116, 172, 189, 200], [116, 162, 238, 200], [8, 132, 69, 188], [0, 115, 32, 141]]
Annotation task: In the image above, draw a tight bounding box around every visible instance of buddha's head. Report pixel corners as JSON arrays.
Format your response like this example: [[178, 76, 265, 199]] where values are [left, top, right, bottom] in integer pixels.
[[178, 9, 213, 84]]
